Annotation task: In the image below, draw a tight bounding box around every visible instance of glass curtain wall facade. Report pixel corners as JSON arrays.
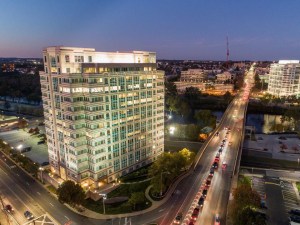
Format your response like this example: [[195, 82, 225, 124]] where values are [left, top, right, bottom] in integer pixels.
[[40, 47, 164, 187], [268, 60, 300, 98]]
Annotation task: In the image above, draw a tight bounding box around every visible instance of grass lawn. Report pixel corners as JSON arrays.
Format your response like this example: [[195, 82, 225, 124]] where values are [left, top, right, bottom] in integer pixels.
[[165, 140, 202, 154], [83, 180, 152, 214]]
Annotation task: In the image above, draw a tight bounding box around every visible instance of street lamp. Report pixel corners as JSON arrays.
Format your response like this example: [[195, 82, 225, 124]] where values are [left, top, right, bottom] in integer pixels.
[[39, 167, 44, 183], [160, 171, 170, 196], [99, 193, 107, 214]]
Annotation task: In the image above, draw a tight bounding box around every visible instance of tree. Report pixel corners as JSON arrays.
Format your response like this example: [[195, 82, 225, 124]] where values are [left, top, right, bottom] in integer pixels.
[[233, 184, 261, 209], [166, 96, 180, 113], [165, 81, 178, 98], [178, 101, 191, 118], [128, 192, 145, 210], [235, 207, 267, 225], [184, 86, 201, 101], [194, 110, 216, 128], [179, 148, 195, 166], [57, 180, 85, 207], [148, 151, 190, 194]]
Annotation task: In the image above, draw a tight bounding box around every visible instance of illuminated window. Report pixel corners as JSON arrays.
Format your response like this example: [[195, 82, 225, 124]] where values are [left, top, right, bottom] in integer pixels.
[[65, 55, 70, 63]]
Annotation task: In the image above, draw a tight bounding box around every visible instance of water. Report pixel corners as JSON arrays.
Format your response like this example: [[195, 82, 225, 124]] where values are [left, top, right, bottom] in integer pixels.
[[212, 111, 292, 134]]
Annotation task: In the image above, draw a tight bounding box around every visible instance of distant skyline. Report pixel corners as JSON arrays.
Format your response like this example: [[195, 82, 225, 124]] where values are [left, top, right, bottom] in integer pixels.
[[1, 0, 300, 60]]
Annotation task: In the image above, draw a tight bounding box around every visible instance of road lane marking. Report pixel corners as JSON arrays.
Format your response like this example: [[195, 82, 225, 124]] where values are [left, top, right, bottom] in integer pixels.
[[158, 208, 165, 212], [37, 192, 41, 195], [26, 182, 30, 186], [49, 203, 54, 207], [64, 216, 70, 220], [16, 173, 20, 176]]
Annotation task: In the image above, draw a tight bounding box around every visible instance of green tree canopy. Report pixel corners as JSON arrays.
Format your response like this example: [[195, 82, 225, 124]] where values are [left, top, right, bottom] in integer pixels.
[[149, 149, 195, 194], [194, 110, 216, 128], [57, 180, 85, 206], [128, 192, 145, 210]]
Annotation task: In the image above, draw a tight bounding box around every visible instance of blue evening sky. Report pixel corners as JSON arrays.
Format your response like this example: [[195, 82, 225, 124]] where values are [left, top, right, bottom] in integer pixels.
[[1, 0, 300, 60]]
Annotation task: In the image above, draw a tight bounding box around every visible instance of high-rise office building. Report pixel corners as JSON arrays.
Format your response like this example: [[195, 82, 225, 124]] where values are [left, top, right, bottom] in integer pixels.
[[40, 47, 164, 187], [268, 60, 300, 98]]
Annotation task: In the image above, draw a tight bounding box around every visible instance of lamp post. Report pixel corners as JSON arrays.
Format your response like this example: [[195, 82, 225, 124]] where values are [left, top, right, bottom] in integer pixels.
[[39, 167, 44, 183], [99, 193, 107, 214], [160, 171, 170, 196]]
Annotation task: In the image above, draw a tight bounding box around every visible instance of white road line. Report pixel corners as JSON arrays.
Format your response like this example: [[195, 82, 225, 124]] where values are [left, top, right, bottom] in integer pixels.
[[49, 203, 54, 207], [26, 182, 30, 186], [37, 192, 41, 195], [158, 208, 165, 212], [16, 173, 20, 176], [64, 216, 69, 220]]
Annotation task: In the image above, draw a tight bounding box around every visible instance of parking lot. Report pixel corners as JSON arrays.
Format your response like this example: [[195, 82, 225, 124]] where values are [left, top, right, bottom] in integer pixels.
[[0, 129, 48, 164], [281, 180, 300, 213]]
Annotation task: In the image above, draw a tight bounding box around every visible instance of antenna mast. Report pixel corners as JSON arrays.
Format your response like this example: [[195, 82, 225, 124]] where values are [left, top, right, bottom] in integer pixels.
[[226, 36, 229, 62]]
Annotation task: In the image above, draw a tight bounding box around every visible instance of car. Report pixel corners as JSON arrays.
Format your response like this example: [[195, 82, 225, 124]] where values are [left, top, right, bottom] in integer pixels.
[[218, 148, 223, 154], [228, 128, 231, 132], [209, 167, 215, 177], [213, 161, 218, 169], [222, 139, 226, 143], [188, 221, 195, 225], [228, 141, 232, 146], [5, 205, 13, 213], [215, 132, 219, 137], [41, 161, 49, 166], [202, 188, 208, 198], [215, 214, 221, 225], [37, 140, 45, 145], [290, 209, 300, 216], [191, 208, 200, 221], [173, 212, 183, 224], [215, 156, 220, 163], [205, 179, 211, 187], [222, 162, 227, 170], [198, 196, 205, 207], [290, 215, 300, 223], [24, 211, 34, 220]]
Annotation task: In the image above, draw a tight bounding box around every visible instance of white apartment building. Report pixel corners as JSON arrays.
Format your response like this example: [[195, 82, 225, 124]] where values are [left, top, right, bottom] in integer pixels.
[[215, 71, 232, 82], [268, 60, 300, 98], [40, 46, 164, 187], [180, 69, 206, 81]]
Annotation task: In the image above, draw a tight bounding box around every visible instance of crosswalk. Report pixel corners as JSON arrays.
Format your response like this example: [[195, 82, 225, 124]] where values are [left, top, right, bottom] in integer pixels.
[[281, 181, 300, 213], [251, 176, 266, 203]]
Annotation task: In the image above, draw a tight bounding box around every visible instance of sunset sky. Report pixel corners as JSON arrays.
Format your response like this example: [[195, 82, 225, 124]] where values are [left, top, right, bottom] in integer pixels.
[[1, 0, 300, 60]]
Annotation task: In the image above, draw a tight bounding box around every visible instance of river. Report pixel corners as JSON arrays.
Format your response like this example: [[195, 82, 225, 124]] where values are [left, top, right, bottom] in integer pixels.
[[212, 111, 293, 134]]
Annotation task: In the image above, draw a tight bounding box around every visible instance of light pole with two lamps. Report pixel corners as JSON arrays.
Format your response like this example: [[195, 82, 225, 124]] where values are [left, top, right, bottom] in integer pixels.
[[99, 193, 107, 214]]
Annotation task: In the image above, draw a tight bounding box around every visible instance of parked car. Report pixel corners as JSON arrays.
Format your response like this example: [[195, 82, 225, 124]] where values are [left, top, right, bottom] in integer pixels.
[[290, 209, 300, 216], [37, 140, 45, 145], [24, 211, 34, 220], [5, 205, 13, 213]]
